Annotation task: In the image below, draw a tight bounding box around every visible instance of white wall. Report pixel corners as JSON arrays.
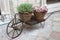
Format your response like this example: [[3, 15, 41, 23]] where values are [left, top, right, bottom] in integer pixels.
[[12, 0, 41, 13], [10, 0, 47, 13], [1, 0, 10, 14], [0, 0, 47, 14], [0, 0, 1, 9], [1, 0, 60, 15]]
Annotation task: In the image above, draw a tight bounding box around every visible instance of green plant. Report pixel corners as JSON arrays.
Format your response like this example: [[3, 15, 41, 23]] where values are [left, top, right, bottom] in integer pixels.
[[17, 3, 34, 14]]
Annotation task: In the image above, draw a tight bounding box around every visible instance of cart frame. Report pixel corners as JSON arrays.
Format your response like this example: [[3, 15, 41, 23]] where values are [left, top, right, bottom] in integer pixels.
[[6, 12, 54, 39]]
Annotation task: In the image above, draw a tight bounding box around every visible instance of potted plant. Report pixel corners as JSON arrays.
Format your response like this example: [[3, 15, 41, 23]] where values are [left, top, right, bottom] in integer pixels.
[[17, 3, 34, 22], [34, 6, 48, 22]]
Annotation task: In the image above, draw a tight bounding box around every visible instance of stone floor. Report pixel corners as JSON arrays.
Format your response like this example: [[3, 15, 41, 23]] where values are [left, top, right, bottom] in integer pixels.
[[0, 11, 60, 40]]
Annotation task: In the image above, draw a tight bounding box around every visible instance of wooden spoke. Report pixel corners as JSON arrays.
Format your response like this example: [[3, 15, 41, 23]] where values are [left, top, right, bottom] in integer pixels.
[[12, 30, 15, 38], [8, 29, 14, 34], [16, 30, 18, 35]]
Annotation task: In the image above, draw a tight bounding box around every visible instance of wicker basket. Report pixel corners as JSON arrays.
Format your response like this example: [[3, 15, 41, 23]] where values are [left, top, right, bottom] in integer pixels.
[[19, 12, 32, 22], [34, 12, 46, 22]]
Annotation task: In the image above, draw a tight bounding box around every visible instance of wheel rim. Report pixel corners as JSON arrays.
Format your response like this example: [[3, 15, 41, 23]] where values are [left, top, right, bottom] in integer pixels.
[[6, 19, 23, 39]]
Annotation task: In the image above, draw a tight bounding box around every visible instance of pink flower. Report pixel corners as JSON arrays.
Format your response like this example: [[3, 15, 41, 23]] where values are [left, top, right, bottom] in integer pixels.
[[34, 6, 40, 12], [34, 6, 48, 13], [40, 6, 48, 13]]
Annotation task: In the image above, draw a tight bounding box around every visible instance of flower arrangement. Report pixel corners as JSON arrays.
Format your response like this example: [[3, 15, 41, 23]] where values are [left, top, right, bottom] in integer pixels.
[[17, 3, 34, 14], [34, 6, 48, 22], [17, 3, 34, 22], [34, 6, 48, 13]]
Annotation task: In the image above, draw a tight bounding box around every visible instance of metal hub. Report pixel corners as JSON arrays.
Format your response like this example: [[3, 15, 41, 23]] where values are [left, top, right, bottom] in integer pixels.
[[13, 27, 18, 30]]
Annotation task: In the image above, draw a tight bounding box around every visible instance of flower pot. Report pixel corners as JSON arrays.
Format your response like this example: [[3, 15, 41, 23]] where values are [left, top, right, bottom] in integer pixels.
[[34, 6, 48, 22], [34, 11, 46, 22], [19, 12, 32, 22]]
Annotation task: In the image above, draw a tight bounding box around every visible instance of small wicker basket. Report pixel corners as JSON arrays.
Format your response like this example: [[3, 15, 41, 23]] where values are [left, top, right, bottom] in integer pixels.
[[19, 12, 32, 22], [34, 11, 46, 22]]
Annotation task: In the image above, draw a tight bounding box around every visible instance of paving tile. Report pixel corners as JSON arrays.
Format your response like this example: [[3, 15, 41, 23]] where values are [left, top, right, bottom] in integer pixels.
[[52, 22, 60, 27], [35, 32, 52, 40], [35, 36, 47, 40], [52, 26, 60, 32], [50, 31, 60, 40]]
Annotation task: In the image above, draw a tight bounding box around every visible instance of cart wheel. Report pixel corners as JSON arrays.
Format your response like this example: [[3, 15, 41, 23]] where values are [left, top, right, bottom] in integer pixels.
[[6, 19, 23, 39]]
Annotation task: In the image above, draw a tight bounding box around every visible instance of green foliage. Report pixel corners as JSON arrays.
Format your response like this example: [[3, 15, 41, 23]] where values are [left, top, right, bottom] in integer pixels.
[[17, 3, 34, 14]]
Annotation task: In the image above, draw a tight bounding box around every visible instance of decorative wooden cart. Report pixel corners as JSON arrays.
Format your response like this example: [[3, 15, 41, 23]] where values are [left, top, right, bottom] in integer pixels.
[[6, 12, 54, 39]]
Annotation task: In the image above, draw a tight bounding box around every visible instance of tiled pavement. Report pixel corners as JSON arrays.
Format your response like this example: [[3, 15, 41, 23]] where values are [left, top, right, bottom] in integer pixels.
[[0, 11, 60, 40]]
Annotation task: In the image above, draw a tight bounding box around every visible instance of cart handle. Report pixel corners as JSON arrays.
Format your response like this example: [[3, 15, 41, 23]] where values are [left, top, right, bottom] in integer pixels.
[[45, 10, 60, 20]]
